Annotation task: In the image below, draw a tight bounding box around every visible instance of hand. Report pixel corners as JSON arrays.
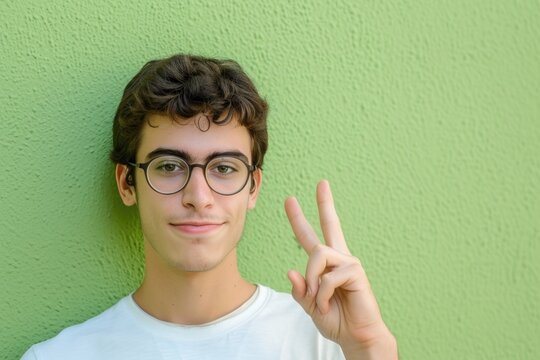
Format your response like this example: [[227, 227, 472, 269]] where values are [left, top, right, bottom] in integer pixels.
[[285, 180, 397, 359]]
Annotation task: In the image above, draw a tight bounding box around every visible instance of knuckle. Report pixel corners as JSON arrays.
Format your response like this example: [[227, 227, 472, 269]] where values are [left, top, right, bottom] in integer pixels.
[[346, 254, 362, 266], [320, 272, 334, 285], [308, 243, 326, 257], [349, 259, 365, 274]]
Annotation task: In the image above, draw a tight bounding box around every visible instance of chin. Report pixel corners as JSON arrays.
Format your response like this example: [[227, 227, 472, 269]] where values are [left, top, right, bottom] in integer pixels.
[[169, 254, 225, 273], [177, 262, 216, 273]]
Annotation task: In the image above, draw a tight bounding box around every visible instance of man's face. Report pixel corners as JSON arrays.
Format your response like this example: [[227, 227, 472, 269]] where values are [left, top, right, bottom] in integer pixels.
[[118, 114, 261, 272]]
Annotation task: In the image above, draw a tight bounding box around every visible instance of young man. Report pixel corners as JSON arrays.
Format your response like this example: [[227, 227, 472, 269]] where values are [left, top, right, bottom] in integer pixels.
[[22, 54, 397, 359]]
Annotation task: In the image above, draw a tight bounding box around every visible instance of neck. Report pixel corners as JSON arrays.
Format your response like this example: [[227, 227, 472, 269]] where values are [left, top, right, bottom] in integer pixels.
[[132, 241, 255, 325]]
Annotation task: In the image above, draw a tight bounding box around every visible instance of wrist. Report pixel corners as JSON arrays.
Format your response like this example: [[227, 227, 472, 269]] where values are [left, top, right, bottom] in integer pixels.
[[342, 329, 398, 360]]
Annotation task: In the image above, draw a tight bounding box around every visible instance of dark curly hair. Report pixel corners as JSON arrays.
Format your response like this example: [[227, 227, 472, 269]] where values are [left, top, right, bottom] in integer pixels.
[[110, 54, 269, 171]]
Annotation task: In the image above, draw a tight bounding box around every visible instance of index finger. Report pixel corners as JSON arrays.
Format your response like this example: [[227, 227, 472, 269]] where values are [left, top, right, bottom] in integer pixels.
[[284, 196, 320, 254], [317, 180, 350, 254]]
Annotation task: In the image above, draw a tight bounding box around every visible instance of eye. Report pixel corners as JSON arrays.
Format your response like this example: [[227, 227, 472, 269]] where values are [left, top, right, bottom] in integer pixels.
[[159, 162, 181, 172], [208, 158, 242, 176], [151, 157, 187, 175], [215, 164, 236, 174]]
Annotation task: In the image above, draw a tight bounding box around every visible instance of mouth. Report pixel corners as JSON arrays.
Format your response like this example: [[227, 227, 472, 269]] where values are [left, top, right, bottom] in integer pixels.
[[170, 221, 224, 235]]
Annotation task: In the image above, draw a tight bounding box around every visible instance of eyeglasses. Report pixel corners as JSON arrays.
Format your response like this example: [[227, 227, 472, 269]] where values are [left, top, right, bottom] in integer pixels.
[[128, 155, 256, 196]]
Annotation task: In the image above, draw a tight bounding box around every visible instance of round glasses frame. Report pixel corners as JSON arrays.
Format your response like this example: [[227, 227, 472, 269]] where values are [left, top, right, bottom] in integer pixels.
[[128, 156, 257, 196]]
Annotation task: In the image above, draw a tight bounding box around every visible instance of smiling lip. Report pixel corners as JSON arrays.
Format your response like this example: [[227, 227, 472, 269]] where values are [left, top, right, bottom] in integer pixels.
[[171, 222, 223, 235]]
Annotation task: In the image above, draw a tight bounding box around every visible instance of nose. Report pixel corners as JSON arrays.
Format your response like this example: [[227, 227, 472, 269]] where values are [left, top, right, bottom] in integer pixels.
[[181, 166, 214, 209]]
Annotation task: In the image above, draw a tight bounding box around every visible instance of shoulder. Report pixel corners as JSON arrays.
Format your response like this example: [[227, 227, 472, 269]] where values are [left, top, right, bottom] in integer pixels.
[[22, 296, 132, 359], [250, 286, 319, 337], [247, 285, 344, 359], [261, 286, 307, 310], [255, 285, 306, 318]]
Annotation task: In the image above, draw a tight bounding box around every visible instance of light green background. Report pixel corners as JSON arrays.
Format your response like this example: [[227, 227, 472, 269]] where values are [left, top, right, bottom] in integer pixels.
[[1, 1, 539, 359]]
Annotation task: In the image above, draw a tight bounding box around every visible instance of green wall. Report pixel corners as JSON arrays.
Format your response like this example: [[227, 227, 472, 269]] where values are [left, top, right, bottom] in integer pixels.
[[2, 1, 539, 359]]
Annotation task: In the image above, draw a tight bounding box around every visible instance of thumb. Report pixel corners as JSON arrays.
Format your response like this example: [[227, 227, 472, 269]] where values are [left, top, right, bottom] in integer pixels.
[[287, 270, 309, 306]]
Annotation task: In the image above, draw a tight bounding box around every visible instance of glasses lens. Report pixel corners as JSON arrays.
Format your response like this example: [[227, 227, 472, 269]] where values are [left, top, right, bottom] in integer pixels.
[[206, 157, 249, 195], [147, 156, 189, 194]]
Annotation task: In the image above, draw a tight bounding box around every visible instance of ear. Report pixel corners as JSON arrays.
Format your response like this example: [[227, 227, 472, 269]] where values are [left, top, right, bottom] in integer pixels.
[[115, 164, 137, 206], [247, 168, 263, 210]]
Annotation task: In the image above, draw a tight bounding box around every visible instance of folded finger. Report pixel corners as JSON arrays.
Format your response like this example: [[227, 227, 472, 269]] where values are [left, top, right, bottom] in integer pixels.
[[304, 244, 350, 296], [316, 266, 354, 314]]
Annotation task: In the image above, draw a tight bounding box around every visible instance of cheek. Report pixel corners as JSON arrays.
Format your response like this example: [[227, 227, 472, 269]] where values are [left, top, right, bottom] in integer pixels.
[[136, 191, 176, 227], [225, 197, 250, 228], [137, 201, 159, 234]]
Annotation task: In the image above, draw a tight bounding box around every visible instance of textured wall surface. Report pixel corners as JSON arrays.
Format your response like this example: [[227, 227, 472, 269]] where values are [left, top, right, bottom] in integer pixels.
[[1, 0, 539, 359]]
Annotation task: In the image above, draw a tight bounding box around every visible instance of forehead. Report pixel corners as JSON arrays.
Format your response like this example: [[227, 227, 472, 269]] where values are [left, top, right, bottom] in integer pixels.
[[137, 114, 252, 161]]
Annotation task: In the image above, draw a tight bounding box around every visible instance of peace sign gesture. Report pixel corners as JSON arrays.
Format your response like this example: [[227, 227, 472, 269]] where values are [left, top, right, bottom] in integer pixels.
[[285, 180, 398, 359]]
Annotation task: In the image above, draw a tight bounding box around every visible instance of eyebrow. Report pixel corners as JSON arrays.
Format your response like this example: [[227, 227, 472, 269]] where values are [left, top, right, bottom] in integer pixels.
[[144, 148, 250, 164]]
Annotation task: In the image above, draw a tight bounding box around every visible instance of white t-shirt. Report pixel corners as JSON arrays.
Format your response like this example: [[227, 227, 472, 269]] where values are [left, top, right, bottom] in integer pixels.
[[22, 285, 345, 359]]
